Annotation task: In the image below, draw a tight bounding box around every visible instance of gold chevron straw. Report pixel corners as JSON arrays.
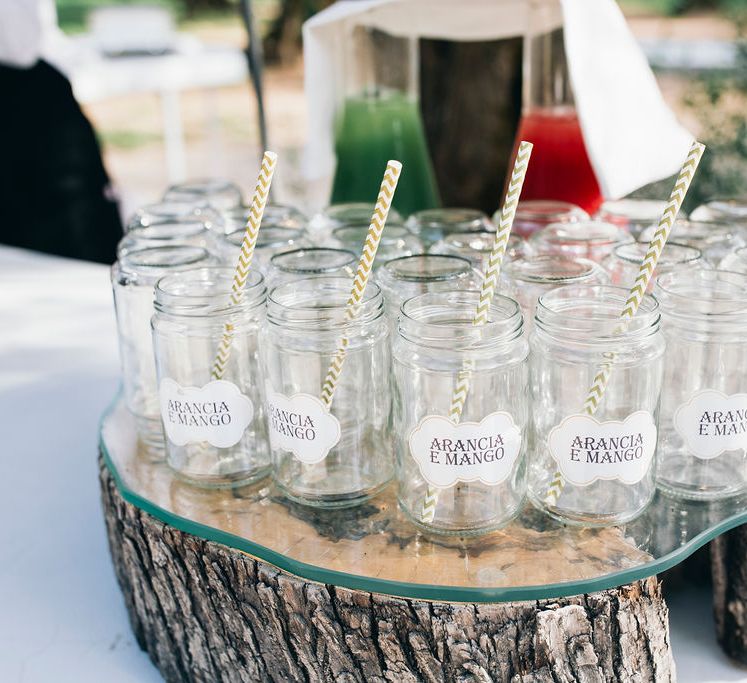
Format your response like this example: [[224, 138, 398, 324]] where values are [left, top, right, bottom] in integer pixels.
[[211, 151, 278, 380], [544, 140, 705, 506], [319, 160, 402, 409], [421, 141, 533, 524]]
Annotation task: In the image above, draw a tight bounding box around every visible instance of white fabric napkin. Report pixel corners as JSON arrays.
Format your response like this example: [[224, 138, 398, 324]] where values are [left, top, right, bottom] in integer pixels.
[[302, 0, 693, 200]]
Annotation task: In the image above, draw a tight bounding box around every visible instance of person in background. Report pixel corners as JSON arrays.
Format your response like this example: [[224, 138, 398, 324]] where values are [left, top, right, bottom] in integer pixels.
[[0, 0, 122, 264]]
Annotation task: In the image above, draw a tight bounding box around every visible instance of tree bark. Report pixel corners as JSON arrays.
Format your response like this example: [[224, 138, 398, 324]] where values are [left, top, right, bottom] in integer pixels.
[[711, 526, 747, 663], [100, 455, 675, 683]]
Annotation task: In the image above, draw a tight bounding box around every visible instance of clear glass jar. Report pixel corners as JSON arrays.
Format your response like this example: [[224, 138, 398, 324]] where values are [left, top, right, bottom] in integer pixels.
[[376, 254, 479, 323], [496, 200, 589, 239], [163, 178, 243, 211], [405, 208, 492, 250], [127, 201, 222, 232], [528, 220, 634, 263], [152, 267, 270, 488], [690, 198, 747, 225], [602, 242, 705, 289], [430, 231, 524, 272], [218, 226, 312, 274], [111, 246, 216, 455], [260, 277, 392, 507], [329, 224, 423, 267], [595, 199, 683, 239], [527, 285, 665, 526], [308, 202, 404, 244], [222, 203, 307, 235], [265, 247, 357, 288], [640, 219, 745, 267], [501, 255, 608, 329], [117, 220, 218, 257], [394, 291, 528, 534], [720, 247, 747, 274], [655, 269, 747, 500]]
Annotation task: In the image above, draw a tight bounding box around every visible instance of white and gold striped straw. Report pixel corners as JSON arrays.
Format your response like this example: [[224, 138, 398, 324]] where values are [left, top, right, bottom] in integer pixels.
[[421, 141, 533, 523], [319, 160, 402, 409], [544, 140, 706, 506], [211, 151, 278, 380]]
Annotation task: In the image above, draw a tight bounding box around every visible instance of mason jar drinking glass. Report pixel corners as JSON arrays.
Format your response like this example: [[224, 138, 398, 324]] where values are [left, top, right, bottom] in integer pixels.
[[375, 254, 479, 324], [497, 200, 588, 239], [265, 247, 357, 288], [639, 219, 746, 267], [655, 269, 747, 500], [501, 255, 608, 330], [127, 201, 222, 232], [527, 285, 665, 526], [329, 224, 423, 267], [603, 242, 705, 289], [219, 225, 312, 273], [308, 202, 404, 245], [112, 245, 216, 455], [163, 178, 243, 210], [595, 198, 681, 238], [430, 231, 524, 271], [405, 208, 492, 250], [720, 247, 747, 274], [690, 198, 747, 225], [528, 220, 634, 263], [117, 219, 218, 257], [260, 277, 392, 507], [152, 267, 270, 488], [222, 203, 307, 235], [394, 291, 528, 534]]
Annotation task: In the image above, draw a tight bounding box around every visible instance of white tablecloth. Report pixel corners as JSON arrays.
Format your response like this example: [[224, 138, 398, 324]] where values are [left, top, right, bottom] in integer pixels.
[[0, 245, 743, 682]]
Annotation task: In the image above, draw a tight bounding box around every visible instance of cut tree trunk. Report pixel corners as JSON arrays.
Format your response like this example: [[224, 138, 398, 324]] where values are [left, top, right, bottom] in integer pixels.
[[711, 526, 747, 663], [100, 455, 675, 683]]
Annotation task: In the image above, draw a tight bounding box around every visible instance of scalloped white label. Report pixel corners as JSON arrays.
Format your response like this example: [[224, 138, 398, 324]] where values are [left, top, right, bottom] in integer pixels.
[[408, 412, 522, 488], [548, 411, 657, 486], [674, 390, 747, 460], [265, 383, 341, 464], [159, 378, 254, 448]]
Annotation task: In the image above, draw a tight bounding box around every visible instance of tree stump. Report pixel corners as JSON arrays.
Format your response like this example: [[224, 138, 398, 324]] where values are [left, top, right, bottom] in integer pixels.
[[711, 525, 747, 664], [100, 456, 675, 683]]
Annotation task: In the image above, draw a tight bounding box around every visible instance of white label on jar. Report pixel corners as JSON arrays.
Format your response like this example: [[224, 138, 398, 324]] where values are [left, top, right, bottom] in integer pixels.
[[159, 378, 254, 448], [265, 383, 341, 465], [548, 411, 657, 486], [408, 412, 522, 488], [674, 390, 747, 460]]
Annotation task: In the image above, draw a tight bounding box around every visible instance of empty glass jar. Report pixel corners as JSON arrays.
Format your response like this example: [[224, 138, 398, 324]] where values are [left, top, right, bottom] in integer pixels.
[[603, 242, 705, 290], [152, 267, 270, 487], [595, 198, 680, 238], [265, 247, 357, 288], [498, 200, 588, 239], [528, 220, 633, 263], [405, 208, 492, 250], [127, 201, 222, 232], [639, 219, 745, 267], [655, 269, 747, 500], [329, 224, 423, 267], [501, 255, 608, 329], [375, 254, 479, 323], [219, 226, 312, 274], [527, 285, 665, 526], [117, 219, 218, 257], [720, 247, 747, 274], [690, 198, 747, 225], [112, 245, 216, 455], [308, 202, 404, 245], [163, 178, 243, 210], [430, 231, 524, 272], [260, 277, 392, 507], [394, 291, 528, 534]]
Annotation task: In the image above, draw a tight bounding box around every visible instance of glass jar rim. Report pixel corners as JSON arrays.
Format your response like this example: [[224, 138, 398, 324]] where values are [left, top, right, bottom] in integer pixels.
[[641, 219, 741, 243], [409, 208, 488, 231], [127, 220, 208, 241], [120, 245, 211, 271], [165, 178, 241, 196], [532, 220, 630, 246], [515, 200, 587, 222], [154, 266, 265, 316], [701, 197, 747, 220], [597, 198, 668, 221], [440, 231, 519, 253], [224, 225, 306, 249], [613, 241, 702, 265], [267, 276, 383, 329], [535, 284, 660, 341], [270, 247, 357, 274], [655, 269, 747, 320], [504, 255, 602, 283], [332, 224, 410, 243], [323, 202, 402, 224], [380, 254, 472, 283]]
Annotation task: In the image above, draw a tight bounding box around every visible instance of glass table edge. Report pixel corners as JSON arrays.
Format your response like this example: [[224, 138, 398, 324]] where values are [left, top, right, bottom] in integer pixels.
[[98, 396, 747, 604]]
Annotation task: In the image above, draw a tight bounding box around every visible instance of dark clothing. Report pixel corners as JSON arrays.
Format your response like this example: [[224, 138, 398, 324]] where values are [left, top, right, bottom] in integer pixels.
[[0, 60, 122, 264]]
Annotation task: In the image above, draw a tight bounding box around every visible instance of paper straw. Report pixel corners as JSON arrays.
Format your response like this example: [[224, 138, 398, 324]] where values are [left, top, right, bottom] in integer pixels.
[[319, 160, 402, 408], [544, 140, 706, 506], [211, 151, 278, 380], [421, 141, 533, 523]]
